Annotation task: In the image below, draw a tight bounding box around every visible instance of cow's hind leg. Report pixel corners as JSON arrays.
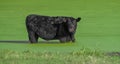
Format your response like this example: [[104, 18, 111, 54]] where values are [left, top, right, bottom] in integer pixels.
[[59, 37, 70, 43], [59, 37, 66, 43], [28, 31, 38, 43], [66, 36, 71, 42]]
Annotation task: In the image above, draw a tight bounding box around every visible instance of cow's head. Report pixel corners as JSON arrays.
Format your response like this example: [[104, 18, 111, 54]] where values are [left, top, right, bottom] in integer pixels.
[[52, 16, 81, 33], [66, 17, 81, 34]]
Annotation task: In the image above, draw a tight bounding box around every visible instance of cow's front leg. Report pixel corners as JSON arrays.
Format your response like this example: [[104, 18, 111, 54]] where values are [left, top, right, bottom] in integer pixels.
[[70, 34, 75, 42], [28, 31, 38, 43]]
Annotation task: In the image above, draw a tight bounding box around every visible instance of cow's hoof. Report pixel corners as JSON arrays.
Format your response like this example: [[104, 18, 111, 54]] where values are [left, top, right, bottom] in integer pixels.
[[72, 40, 75, 43]]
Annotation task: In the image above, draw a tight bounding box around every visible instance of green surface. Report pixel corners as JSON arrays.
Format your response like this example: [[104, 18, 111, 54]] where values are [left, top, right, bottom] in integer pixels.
[[1, 49, 120, 64], [0, 0, 120, 53]]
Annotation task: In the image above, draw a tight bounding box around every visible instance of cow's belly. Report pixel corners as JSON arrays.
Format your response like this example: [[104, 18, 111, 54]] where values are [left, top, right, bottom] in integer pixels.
[[35, 23, 57, 40]]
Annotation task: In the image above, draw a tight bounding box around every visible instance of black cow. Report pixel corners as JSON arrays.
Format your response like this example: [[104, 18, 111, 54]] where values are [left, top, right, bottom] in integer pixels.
[[26, 14, 81, 43]]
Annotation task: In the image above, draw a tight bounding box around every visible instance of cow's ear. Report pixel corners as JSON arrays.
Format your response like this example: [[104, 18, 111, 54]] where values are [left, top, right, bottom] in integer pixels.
[[76, 17, 81, 22]]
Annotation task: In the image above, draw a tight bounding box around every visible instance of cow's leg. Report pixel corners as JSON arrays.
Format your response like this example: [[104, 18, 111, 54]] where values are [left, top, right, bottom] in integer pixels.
[[59, 36, 72, 43], [28, 30, 38, 43], [35, 33, 39, 42], [70, 34, 75, 42], [59, 37, 67, 43], [66, 36, 71, 42]]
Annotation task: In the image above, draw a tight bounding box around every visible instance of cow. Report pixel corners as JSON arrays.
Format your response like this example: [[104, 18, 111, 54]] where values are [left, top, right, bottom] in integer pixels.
[[26, 14, 81, 43]]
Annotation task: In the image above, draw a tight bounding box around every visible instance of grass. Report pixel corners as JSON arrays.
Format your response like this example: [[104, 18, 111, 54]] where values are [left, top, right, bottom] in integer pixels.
[[0, 49, 120, 64], [0, 0, 120, 63]]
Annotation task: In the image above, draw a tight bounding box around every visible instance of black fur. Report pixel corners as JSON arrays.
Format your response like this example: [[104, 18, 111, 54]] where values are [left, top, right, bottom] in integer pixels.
[[26, 14, 81, 43]]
